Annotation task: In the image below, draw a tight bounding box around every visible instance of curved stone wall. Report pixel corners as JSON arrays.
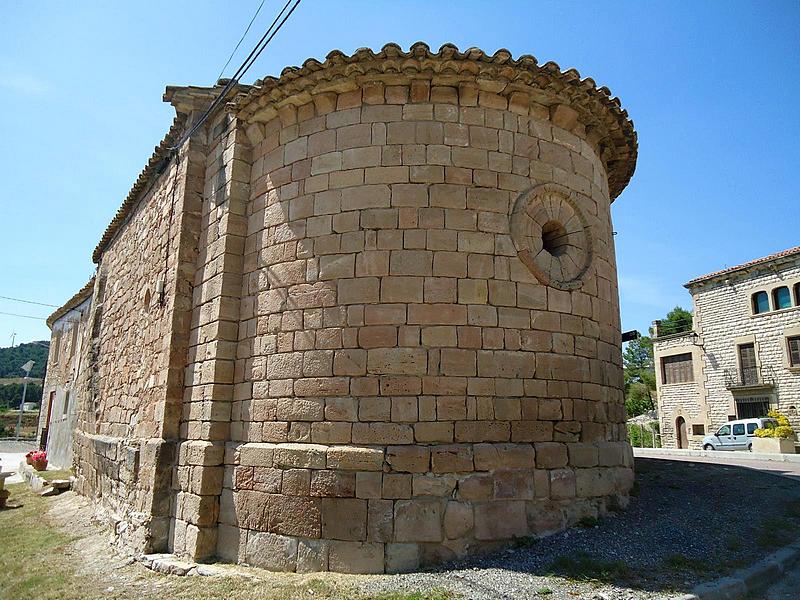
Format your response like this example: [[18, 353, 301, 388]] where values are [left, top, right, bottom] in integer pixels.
[[219, 44, 637, 573]]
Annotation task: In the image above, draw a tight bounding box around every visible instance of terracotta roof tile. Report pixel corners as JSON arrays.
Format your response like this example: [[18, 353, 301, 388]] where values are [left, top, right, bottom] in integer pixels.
[[685, 246, 800, 287], [233, 42, 638, 199]]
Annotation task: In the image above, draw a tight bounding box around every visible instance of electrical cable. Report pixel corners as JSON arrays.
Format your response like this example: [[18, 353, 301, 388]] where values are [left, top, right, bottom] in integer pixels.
[[167, 0, 301, 152], [0, 311, 46, 320], [216, 0, 268, 83], [0, 296, 59, 308]]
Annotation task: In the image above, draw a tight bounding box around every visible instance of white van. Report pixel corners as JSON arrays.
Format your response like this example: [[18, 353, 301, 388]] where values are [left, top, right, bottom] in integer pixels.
[[701, 417, 778, 451]]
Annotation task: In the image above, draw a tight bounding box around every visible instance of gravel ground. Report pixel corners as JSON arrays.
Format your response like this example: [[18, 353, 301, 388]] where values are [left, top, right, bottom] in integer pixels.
[[359, 457, 800, 599]]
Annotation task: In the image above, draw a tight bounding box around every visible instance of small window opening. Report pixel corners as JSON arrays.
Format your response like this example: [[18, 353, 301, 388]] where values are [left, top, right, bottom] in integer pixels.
[[62, 390, 70, 417], [773, 286, 791, 310], [752, 291, 769, 314], [692, 424, 705, 436], [541, 220, 570, 257], [788, 336, 800, 367], [143, 288, 152, 312]]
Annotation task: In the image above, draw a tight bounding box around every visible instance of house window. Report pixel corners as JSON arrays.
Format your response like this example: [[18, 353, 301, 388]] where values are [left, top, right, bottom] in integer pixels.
[[738, 343, 758, 384], [795, 283, 800, 306], [735, 396, 771, 419], [662, 353, 693, 384], [692, 424, 705, 436], [752, 291, 769, 314], [773, 286, 792, 310], [788, 336, 800, 368], [62, 391, 70, 417]]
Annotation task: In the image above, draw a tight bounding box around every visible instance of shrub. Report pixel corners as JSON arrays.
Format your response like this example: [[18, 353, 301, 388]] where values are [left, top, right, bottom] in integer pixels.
[[627, 422, 661, 447], [755, 411, 795, 440]]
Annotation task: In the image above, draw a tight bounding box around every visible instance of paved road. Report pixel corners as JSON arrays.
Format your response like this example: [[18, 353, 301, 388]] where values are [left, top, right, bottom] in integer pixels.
[[638, 449, 800, 598], [0, 439, 36, 484], [635, 449, 800, 481]]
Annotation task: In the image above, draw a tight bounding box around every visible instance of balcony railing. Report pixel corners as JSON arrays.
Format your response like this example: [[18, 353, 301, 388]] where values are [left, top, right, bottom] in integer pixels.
[[724, 366, 776, 389]]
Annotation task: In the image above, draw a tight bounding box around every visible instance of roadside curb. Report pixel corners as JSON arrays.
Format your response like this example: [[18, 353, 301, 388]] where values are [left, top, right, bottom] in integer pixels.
[[676, 542, 800, 599], [634, 447, 800, 464]]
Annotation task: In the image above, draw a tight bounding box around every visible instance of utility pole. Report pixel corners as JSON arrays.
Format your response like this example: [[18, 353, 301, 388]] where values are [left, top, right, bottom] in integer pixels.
[[10, 332, 16, 347], [15, 360, 34, 440]]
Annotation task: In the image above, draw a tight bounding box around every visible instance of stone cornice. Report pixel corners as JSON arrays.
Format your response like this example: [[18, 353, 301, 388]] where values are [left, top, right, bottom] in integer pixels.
[[91, 115, 187, 264], [233, 42, 637, 199], [91, 82, 251, 264], [47, 276, 95, 328]]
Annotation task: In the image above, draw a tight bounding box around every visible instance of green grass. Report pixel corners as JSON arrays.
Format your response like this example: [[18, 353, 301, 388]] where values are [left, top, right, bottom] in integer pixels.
[[547, 552, 631, 583], [662, 554, 714, 574], [0, 484, 80, 600], [38, 469, 72, 482], [756, 516, 800, 549], [511, 535, 539, 548], [536, 588, 553, 596], [725, 536, 744, 552], [0, 484, 459, 600], [371, 591, 456, 600], [577, 516, 601, 528]]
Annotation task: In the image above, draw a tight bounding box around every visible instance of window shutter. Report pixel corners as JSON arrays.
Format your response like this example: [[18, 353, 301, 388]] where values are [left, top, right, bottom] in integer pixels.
[[789, 337, 800, 367]]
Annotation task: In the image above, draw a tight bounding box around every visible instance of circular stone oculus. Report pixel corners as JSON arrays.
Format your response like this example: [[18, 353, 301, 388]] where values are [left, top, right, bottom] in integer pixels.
[[510, 183, 593, 290]]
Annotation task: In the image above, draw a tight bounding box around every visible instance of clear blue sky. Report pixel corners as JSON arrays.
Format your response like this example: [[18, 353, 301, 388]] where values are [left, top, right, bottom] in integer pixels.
[[1, 1, 798, 346]]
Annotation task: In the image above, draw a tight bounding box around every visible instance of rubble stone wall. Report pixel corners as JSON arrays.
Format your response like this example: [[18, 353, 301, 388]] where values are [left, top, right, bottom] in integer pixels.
[[73, 136, 202, 554]]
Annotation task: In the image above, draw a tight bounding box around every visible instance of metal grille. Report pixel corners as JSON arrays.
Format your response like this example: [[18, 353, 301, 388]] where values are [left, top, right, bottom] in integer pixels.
[[735, 396, 771, 419]]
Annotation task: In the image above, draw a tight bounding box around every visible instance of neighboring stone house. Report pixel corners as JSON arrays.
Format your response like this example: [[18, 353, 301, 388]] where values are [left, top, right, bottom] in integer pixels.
[[38, 278, 94, 469], [653, 246, 800, 449], [42, 43, 638, 573]]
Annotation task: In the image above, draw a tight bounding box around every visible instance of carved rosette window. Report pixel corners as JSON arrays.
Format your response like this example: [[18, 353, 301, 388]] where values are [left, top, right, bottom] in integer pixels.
[[510, 183, 593, 290]]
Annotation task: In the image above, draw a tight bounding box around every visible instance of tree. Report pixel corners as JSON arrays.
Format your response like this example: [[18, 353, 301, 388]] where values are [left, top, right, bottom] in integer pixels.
[[0, 341, 50, 379], [623, 335, 655, 416], [657, 306, 693, 336], [622, 305, 693, 418]]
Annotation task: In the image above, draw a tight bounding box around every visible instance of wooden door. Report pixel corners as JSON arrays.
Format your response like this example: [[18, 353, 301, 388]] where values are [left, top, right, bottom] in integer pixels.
[[40, 390, 56, 450], [676, 416, 688, 449]]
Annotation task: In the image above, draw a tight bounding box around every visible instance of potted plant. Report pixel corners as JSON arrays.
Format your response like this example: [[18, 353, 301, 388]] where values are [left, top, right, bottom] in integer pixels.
[[29, 450, 48, 471], [752, 411, 797, 454]]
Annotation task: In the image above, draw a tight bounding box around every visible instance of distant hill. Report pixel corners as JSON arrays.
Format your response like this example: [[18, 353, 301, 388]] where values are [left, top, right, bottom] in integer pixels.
[[0, 341, 50, 379]]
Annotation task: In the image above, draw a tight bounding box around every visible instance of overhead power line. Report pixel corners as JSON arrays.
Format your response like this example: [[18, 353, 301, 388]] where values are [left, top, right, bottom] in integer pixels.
[[168, 0, 302, 152], [216, 0, 268, 83], [0, 295, 59, 308], [0, 311, 47, 321]]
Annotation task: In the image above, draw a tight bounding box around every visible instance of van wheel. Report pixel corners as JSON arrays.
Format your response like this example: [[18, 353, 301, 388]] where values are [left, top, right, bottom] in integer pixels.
[[703, 444, 714, 451]]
